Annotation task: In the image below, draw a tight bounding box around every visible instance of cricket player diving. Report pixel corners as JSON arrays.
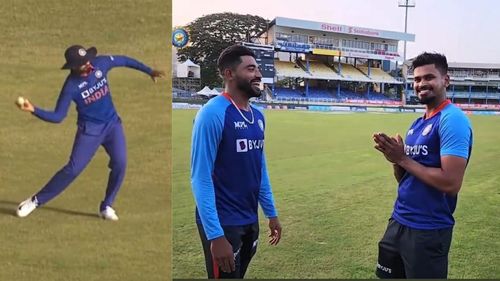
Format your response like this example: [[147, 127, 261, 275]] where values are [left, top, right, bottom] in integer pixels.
[[15, 44, 164, 221]]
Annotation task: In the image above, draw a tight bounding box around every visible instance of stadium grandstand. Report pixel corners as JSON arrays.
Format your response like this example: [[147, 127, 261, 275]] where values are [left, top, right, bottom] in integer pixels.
[[247, 17, 413, 105], [173, 16, 500, 112], [404, 61, 500, 109]]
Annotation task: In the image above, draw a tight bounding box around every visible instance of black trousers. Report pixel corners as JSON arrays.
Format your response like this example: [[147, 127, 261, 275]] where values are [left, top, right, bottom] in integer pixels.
[[376, 218, 453, 279], [197, 222, 259, 279]]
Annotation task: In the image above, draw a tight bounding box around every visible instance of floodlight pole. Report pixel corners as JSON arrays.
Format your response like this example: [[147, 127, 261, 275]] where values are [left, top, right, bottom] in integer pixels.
[[403, 4, 408, 63], [399, 0, 415, 105]]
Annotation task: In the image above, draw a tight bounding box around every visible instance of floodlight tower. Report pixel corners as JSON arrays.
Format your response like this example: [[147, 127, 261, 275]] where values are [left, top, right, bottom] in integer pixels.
[[398, 0, 415, 105], [398, 0, 415, 64]]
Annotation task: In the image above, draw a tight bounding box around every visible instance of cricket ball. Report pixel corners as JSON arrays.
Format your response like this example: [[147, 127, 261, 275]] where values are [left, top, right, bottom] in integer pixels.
[[16, 96, 25, 106]]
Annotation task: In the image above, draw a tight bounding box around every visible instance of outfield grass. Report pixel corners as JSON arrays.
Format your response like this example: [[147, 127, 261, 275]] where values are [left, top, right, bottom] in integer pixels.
[[0, 1, 171, 280], [172, 109, 500, 279]]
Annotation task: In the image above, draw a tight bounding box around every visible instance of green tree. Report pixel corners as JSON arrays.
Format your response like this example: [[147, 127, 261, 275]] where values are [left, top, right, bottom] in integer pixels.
[[176, 12, 268, 88]]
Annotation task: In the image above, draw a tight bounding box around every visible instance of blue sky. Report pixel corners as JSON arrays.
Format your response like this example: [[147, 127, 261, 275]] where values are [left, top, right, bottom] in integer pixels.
[[173, 0, 499, 63]]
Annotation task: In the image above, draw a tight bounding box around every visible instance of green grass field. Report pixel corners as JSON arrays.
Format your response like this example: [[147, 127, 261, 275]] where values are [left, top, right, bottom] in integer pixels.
[[172, 109, 500, 279], [0, 1, 171, 280]]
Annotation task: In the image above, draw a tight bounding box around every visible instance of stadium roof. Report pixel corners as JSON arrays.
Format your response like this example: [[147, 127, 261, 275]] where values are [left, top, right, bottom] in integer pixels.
[[405, 58, 500, 70], [448, 62, 500, 70], [269, 17, 415, 42]]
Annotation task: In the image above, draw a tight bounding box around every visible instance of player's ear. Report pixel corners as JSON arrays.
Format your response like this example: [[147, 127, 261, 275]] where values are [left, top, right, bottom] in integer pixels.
[[223, 68, 234, 81], [444, 74, 450, 88]]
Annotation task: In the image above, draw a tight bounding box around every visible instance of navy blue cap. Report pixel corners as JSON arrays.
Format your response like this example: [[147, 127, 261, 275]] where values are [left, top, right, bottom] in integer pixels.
[[61, 45, 97, 69]]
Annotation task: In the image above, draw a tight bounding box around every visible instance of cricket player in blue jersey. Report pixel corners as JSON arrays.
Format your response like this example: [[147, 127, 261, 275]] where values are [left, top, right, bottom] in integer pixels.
[[15, 45, 164, 221], [373, 52, 473, 278], [191, 45, 282, 279]]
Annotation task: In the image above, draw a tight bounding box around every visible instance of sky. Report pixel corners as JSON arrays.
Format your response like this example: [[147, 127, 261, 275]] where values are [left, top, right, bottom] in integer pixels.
[[173, 0, 499, 64]]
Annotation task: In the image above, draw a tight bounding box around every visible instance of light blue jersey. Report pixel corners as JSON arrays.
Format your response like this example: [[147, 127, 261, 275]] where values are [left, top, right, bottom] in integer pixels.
[[191, 94, 278, 240]]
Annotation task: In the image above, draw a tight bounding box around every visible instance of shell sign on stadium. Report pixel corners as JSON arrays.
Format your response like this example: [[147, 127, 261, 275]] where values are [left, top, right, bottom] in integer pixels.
[[320, 23, 381, 37]]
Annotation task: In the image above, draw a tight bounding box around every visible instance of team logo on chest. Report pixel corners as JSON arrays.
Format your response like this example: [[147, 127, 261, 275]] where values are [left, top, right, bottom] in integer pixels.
[[422, 124, 433, 136], [95, 70, 103, 78], [258, 119, 264, 132], [407, 129, 414, 136]]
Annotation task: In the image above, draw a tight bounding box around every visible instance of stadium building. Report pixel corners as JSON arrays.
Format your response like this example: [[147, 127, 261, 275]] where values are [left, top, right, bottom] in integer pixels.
[[404, 61, 500, 110], [249, 17, 415, 105], [173, 16, 500, 113]]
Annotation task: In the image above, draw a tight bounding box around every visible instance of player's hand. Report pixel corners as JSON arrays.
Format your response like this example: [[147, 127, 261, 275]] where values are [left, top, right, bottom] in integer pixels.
[[373, 132, 406, 164], [268, 217, 282, 245], [16, 98, 35, 113], [210, 236, 235, 273], [150, 69, 165, 83]]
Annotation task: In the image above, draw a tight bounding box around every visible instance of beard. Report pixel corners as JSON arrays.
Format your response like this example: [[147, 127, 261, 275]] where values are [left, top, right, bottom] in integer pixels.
[[417, 94, 436, 105], [416, 86, 437, 105], [236, 76, 262, 98]]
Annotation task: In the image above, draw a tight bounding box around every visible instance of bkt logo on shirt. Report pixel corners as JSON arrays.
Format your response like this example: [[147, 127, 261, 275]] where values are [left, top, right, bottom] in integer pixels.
[[234, 121, 248, 129], [405, 144, 428, 156], [236, 138, 264, 152]]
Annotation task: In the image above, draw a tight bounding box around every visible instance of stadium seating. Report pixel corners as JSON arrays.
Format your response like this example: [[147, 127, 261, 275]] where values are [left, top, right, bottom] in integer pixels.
[[367, 92, 393, 101], [272, 87, 400, 103], [307, 88, 338, 102], [336, 63, 371, 82], [338, 90, 365, 100], [274, 60, 311, 78], [297, 60, 342, 80], [357, 66, 399, 83], [274, 87, 305, 99]]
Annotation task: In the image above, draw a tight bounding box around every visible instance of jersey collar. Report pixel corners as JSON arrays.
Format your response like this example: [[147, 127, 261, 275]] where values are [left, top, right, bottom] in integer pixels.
[[222, 92, 249, 110], [424, 99, 451, 120]]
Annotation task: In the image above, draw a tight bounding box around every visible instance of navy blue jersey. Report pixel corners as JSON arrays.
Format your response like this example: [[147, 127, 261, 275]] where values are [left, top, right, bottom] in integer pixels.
[[33, 55, 152, 124], [191, 94, 278, 240], [392, 101, 473, 229]]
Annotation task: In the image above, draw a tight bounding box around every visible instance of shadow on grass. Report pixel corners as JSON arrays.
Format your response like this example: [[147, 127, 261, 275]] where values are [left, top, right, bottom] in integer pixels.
[[0, 200, 99, 218]]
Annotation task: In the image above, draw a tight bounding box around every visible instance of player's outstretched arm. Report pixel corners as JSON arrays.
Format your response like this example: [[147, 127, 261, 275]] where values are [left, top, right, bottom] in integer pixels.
[[150, 69, 165, 83], [21, 87, 72, 123], [15, 97, 35, 113], [105, 55, 163, 81]]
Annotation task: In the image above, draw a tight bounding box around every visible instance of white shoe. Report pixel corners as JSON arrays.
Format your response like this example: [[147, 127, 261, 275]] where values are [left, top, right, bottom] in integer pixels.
[[99, 206, 119, 221], [16, 197, 38, 218]]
